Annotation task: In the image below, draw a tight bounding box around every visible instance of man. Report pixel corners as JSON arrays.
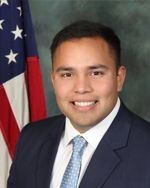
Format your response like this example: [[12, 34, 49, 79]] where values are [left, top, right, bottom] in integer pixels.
[[8, 20, 150, 188]]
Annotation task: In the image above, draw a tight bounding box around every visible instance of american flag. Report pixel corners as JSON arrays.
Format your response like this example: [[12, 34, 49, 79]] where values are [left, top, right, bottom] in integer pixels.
[[0, 0, 47, 187]]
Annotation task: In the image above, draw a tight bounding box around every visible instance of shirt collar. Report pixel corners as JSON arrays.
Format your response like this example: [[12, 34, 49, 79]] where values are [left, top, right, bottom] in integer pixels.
[[63, 98, 121, 149]]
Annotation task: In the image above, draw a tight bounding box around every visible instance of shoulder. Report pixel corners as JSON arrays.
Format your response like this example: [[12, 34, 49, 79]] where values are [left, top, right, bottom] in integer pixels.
[[23, 114, 65, 132], [18, 114, 65, 146], [119, 102, 150, 127], [122, 103, 150, 142], [23, 114, 65, 131], [125, 104, 150, 130], [117, 102, 150, 140], [130, 112, 150, 139]]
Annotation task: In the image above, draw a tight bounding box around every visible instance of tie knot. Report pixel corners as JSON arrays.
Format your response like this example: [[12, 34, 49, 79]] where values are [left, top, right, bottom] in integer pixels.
[[72, 135, 87, 154]]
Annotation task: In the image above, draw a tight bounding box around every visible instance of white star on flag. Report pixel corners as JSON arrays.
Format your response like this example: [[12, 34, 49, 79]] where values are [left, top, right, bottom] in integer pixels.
[[17, 7, 22, 16], [11, 25, 23, 40], [5, 50, 18, 64], [0, 19, 4, 30], [0, 0, 8, 6]]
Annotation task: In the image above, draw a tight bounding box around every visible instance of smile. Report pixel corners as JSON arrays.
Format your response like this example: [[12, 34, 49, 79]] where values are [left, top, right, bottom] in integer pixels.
[[73, 101, 97, 107]]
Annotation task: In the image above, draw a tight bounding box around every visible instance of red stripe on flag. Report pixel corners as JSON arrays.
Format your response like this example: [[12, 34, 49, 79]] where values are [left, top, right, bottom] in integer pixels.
[[26, 56, 47, 122], [0, 85, 20, 159]]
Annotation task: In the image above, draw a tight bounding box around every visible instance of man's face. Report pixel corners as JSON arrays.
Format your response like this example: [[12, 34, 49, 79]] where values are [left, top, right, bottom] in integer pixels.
[[51, 37, 126, 133]]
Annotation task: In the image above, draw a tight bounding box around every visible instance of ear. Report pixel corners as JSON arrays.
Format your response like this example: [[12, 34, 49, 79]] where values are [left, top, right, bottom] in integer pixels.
[[50, 71, 55, 87], [117, 66, 126, 92]]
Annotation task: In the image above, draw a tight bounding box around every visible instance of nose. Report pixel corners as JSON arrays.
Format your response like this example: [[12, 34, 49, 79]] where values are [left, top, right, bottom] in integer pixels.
[[74, 75, 93, 94]]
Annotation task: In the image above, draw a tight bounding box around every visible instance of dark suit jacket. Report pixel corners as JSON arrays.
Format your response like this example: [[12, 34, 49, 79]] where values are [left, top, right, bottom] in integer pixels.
[[7, 103, 150, 188]]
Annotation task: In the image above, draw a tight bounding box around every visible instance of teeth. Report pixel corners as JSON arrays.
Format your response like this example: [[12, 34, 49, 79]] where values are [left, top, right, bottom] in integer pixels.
[[74, 101, 95, 107]]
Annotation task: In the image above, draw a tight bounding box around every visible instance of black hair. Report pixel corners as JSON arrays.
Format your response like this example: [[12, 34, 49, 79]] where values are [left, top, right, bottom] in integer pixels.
[[50, 20, 121, 67]]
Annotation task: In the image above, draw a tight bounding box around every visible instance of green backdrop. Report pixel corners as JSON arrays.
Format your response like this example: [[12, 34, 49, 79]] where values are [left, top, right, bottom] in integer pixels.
[[29, 0, 150, 121]]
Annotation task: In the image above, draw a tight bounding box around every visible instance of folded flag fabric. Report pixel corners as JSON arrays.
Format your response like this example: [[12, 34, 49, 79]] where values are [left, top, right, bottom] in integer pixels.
[[0, 0, 47, 187]]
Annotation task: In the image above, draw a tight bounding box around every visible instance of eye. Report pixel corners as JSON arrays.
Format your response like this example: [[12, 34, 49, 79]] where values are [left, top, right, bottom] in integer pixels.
[[90, 70, 105, 76], [60, 72, 72, 78]]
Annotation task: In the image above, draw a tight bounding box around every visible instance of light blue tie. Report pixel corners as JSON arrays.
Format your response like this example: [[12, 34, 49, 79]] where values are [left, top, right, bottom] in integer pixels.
[[60, 135, 87, 188]]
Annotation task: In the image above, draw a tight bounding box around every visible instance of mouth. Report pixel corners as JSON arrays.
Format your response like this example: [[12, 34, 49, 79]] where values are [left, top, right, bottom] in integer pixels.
[[71, 100, 98, 110]]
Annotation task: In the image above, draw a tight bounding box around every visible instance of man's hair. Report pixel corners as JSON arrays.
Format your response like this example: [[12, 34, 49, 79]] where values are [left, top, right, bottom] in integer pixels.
[[50, 20, 121, 67]]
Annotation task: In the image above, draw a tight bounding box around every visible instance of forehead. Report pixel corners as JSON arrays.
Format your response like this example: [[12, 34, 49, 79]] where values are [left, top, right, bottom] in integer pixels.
[[52, 37, 116, 69], [54, 37, 111, 54]]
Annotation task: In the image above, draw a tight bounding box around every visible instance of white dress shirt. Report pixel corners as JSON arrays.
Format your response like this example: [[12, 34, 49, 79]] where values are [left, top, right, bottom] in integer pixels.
[[50, 98, 120, 188]]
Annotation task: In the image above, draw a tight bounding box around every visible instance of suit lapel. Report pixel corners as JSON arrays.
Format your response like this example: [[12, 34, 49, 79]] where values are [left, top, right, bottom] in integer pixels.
[[79, 140, 120, 188], [79, 104, 131, 188], [36, 116, 65, 188]]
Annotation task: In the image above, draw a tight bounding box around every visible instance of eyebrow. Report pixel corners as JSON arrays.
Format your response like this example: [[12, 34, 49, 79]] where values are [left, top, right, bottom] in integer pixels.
[[55, 64, 108, 72], [87, 64, 109, 70], [55, 67, 74, 72]]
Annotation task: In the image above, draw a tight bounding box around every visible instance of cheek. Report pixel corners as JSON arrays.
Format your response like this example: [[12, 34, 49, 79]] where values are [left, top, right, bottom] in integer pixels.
[[94, 79, 117, 96], [53, 82, 70, 99]]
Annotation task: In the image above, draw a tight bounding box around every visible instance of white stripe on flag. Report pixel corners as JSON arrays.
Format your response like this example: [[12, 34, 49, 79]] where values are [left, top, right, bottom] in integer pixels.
[[0, 131, 12, 188], [4, 73, 29, 130]]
